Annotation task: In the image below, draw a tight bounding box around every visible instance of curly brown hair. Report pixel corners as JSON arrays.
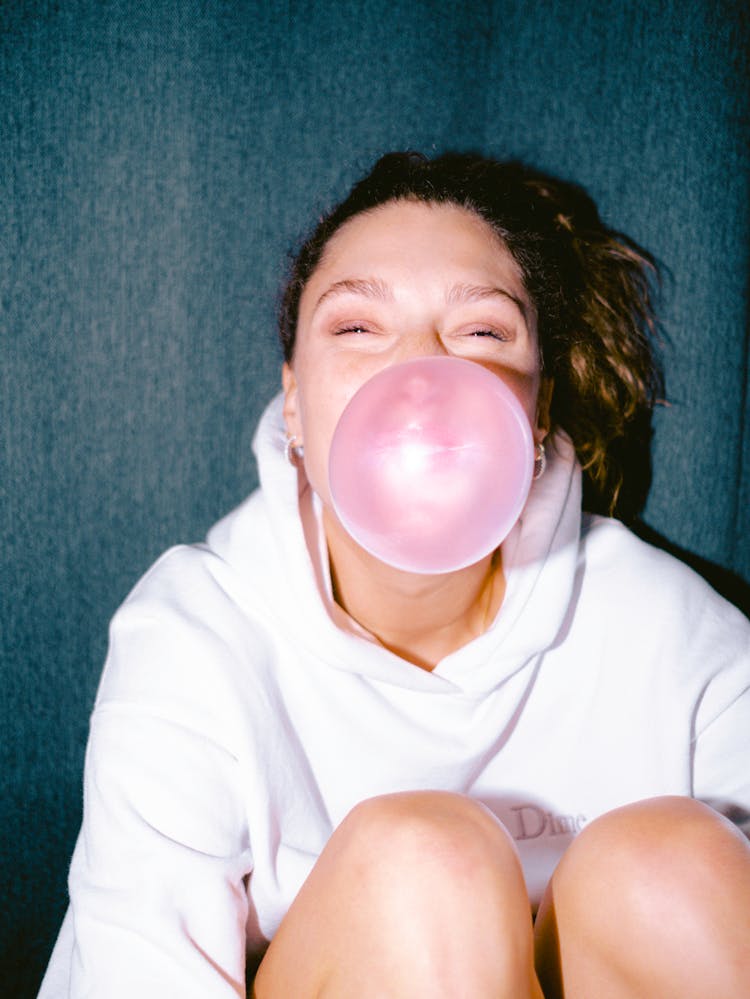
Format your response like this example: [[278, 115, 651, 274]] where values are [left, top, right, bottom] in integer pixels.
[[279, 152, 664, 521]]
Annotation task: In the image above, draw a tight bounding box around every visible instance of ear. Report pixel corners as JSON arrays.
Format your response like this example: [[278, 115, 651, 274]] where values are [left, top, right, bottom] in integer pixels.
[[535, 376, 554, 443], [282, 362, 303, 443]]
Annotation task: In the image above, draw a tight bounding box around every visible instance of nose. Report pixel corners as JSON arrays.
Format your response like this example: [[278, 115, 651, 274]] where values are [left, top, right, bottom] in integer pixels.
[[392, 329, 450, 364]]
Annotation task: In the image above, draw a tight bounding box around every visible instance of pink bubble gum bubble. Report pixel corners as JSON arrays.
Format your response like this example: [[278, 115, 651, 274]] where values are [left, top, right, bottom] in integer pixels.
[[328, 356, 535, 574]]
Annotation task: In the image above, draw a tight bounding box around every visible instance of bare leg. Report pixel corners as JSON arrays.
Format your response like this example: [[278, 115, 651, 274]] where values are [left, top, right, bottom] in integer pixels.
[[535, 796, 750, 998], [254, 791, 543, 998]]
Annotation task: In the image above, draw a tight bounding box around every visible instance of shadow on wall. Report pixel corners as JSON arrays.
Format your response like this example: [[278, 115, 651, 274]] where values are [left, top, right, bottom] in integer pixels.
[[574, 390, 748, 620], [594, 402, 750, 617]]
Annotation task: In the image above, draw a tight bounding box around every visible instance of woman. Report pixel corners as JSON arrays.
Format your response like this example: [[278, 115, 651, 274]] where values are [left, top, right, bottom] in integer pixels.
[[40, 152, 750, 998]]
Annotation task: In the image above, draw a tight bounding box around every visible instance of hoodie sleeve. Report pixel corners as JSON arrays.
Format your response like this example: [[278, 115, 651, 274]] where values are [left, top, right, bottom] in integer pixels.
[[68, 705, 252, 996], [39, 548, 257, 998], [691, 599, 750, 838], [693, 683, 750, 837]]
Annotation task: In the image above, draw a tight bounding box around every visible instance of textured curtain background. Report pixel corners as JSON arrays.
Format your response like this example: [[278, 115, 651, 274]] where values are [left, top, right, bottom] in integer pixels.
[[1, 0, 748, 991]]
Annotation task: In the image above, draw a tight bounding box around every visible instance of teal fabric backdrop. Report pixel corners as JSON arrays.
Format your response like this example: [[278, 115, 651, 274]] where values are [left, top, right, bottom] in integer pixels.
[[1, 0, 748, 992]]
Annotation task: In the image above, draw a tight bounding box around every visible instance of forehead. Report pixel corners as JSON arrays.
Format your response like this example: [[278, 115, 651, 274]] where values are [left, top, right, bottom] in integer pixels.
[[311, 199, 523, 284]]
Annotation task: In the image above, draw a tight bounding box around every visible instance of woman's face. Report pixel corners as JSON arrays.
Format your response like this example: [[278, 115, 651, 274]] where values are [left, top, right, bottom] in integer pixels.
[[283, 199, 549, 511]]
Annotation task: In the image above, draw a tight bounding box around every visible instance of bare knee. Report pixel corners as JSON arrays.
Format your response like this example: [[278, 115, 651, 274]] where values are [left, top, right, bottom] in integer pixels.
[[257, 792, 541, 999], [554, 795, 750, 917], [538, 796, 750, 997], [329, 792, 536, 993], [330, 791, 532, 932], [338, 790, 524, 887]]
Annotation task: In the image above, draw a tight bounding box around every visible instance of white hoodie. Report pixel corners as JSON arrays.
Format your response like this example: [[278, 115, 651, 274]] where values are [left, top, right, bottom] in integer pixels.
[[39, 394, 750, 998]]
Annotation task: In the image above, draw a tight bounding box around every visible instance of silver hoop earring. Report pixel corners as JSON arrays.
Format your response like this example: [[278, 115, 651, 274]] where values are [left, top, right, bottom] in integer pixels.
[[285, 435, 304, 466], [533, 441, 546, 480]]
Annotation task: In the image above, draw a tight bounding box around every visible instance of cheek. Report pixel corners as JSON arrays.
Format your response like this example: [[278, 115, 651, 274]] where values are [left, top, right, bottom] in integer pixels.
[[298, 351, 385, 444], [295, 376, 360, 503]]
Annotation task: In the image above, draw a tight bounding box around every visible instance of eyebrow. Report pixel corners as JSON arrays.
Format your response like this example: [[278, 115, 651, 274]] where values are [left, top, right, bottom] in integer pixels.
[[314, 278, 393, 310], [313, 277, 530, 323], [446, 283, 529, 321]]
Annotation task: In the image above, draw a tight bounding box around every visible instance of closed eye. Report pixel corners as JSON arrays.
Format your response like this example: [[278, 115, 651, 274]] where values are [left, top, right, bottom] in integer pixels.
[[333, 323, 376, 335], [467, 328, 513, 342]]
